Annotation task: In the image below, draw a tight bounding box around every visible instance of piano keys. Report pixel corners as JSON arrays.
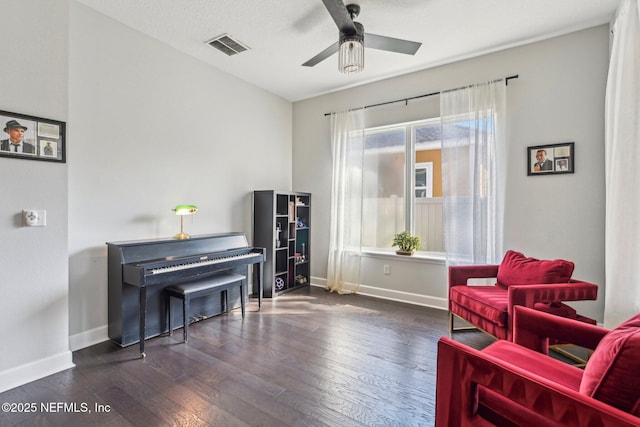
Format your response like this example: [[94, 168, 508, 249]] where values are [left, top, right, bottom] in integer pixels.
[[123, 247, 264, 286], [107, 233, 264, 357]]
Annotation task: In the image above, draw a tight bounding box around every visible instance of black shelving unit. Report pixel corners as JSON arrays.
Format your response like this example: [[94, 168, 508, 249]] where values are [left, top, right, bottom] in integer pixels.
[[253, 190, 311, 297]]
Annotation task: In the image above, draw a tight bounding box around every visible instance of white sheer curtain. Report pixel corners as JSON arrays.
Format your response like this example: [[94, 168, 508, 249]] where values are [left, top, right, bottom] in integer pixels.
[[604, 0, 640, 328], [440, 81, 506, 266], [327, 109, 365, 294]]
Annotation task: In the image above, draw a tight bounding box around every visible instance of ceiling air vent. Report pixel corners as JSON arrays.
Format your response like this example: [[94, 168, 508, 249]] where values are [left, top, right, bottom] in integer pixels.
[[206, 34, 249, 56]]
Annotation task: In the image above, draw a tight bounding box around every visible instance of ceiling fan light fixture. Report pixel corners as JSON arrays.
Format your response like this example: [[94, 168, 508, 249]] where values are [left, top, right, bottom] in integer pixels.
[[303, 2, 421, 72], [338, 21, 365, 74], [339, 37, 364, 74]]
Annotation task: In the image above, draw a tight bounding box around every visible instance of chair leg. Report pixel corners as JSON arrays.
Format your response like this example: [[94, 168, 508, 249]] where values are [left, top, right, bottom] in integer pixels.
[[449, 311, 454, 336], [449, 312, 480, 334], [550, 344, 591, 367]]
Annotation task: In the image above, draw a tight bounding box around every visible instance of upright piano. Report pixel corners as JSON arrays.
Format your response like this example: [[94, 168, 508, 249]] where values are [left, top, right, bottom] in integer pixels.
[[107, 233, 264, 356]]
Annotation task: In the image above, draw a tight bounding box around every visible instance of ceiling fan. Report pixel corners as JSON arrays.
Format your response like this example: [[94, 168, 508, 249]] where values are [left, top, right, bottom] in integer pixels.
[[302, 0, 422, 73]]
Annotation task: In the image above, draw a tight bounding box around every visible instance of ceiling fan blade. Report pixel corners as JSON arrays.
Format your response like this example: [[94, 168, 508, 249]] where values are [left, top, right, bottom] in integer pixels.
[[366, 33, 422, 55], [302, 42, 339, 67], [321, 0, 356, 34]]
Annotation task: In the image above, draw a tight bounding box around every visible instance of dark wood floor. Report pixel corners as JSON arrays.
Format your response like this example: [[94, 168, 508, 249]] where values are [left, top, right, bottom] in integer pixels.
[[0, 286, 494, 427]]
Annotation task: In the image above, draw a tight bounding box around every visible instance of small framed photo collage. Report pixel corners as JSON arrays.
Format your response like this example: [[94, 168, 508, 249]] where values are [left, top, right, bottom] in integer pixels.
[[527, 142, 574, 176], [0, 110, 66, 163]]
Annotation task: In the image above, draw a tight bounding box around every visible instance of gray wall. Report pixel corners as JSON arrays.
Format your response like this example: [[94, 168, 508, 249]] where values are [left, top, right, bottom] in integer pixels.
[[67, 3, 293, 349], [1, 0, 292, 392], [293, 26, 609, 321], [0, 0, 73, 392]]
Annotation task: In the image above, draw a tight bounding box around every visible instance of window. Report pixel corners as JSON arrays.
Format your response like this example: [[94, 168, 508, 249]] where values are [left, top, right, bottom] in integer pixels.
[[415, 162, 433, 198], [361, 118, 444, 253]]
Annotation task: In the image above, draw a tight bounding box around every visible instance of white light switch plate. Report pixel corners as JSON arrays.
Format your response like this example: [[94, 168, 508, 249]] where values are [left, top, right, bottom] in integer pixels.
[[23, 209, 46, 226]]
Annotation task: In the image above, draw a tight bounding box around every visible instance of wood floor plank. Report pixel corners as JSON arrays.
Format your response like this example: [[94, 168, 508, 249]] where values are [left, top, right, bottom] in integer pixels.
[[0, 286, 494, 426]]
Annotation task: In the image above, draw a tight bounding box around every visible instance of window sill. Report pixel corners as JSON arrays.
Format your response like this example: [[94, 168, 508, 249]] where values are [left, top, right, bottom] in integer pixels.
[[361, 249, 446, 265]]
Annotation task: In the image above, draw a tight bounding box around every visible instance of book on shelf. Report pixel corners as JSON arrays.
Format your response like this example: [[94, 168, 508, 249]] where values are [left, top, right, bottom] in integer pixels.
[[288, 202, 295, 222]]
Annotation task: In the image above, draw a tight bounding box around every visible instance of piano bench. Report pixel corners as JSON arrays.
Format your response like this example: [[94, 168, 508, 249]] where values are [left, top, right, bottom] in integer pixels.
[[165, 273, 246, 343]]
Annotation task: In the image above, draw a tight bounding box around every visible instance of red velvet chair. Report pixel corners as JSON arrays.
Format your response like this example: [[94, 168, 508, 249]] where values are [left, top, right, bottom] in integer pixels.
[[449, 250, 598, 341], [436, 306, 640, 426]]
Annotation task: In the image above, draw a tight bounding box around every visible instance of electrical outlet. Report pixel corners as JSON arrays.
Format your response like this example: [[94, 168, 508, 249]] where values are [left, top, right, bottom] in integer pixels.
[[383, 265, 390, 275], [23, 209, 46, 227]]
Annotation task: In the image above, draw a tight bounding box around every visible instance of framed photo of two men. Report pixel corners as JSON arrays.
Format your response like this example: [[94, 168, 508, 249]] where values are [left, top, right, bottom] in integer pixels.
[[0, 110, 66, 163], [527, 142, 574, 176]]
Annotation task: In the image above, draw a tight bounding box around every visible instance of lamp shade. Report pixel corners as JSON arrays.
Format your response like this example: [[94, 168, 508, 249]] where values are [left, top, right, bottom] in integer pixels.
[[174, 205, 198, 215], [339, 22, 365, 74], [173, 205, 198, 239]]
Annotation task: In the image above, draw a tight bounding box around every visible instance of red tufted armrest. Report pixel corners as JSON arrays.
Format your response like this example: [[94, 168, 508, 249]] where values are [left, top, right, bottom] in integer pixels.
[[448, 264, 499, 287], [507, 280, 598, 314], [511, 305, 608, 355]]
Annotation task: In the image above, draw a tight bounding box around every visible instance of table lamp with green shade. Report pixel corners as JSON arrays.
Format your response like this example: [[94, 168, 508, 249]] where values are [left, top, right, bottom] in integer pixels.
[[173, 204, 198, 239]]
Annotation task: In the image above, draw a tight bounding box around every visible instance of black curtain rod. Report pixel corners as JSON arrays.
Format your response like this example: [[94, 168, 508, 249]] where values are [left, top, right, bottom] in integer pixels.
[[324, 74, 519, 117]]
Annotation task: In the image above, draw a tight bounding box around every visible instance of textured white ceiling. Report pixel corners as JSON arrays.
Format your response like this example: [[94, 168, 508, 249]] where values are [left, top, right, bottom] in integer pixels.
[[76, 0, 620, 101]]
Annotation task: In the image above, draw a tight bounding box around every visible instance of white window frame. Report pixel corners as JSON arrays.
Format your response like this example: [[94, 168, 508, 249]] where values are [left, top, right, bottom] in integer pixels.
[[415, 162, 433, 198], [361, 117, 443, 255]]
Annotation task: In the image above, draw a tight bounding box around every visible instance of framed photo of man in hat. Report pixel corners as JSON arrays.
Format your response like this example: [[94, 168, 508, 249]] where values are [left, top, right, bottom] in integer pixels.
[[0, 110, 65, 163]]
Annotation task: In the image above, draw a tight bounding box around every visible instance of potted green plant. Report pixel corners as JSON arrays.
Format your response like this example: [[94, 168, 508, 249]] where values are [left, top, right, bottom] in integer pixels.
[[392, 231, 421, 255]]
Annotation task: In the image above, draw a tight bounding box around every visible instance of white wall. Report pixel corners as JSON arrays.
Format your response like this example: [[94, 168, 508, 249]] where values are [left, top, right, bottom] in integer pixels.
[[293, 26, 609, 322], [67, 3, 293, 349], [2, 0, 292, 392], [0, 0, 73, 393]]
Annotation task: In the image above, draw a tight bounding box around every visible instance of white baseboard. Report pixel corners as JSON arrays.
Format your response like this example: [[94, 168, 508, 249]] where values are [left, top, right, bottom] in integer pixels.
[[0, 351, 75, 394], [310, 276, 448, 310], [69, 325, 109, 351], [357, 285, 448, 310]]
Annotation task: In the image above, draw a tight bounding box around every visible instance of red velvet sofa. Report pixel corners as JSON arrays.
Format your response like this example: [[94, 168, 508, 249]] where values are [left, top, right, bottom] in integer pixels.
[[449, 250, 598, 340], [436, 306, 640, 426]]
